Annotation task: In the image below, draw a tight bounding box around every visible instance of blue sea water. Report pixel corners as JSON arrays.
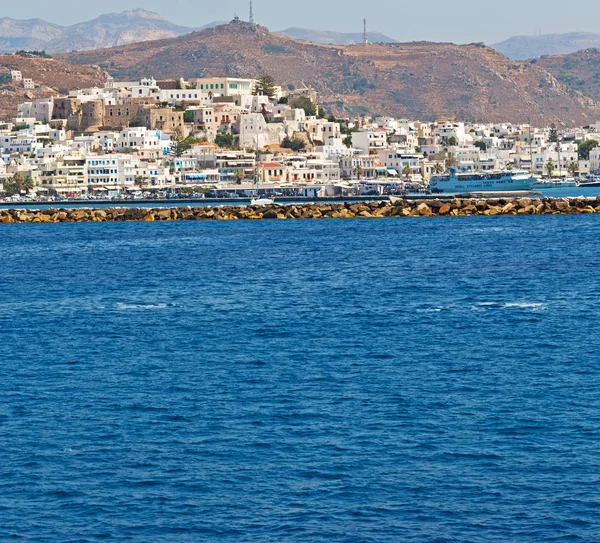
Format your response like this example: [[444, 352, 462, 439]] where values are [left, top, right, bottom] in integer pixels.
[[1, 216, 600, 542]]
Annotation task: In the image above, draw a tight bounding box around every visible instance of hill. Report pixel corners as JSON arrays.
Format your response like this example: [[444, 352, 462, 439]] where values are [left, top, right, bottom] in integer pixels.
[[536, 48, 600, 102], [0, 55, 106, 120], [278, 28, 397, 45], [61, 21, 600, 126], [492, 32, 600, 60], [0, 9, 201, 54]]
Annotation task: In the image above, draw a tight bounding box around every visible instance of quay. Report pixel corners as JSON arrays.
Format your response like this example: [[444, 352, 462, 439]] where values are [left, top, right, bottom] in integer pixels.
[[1, 197, 600, 223]]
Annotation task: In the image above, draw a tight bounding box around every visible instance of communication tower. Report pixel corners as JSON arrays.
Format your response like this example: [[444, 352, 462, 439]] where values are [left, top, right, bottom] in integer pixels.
[[363, 19, 368, 45], [249, 1, 254, 24]]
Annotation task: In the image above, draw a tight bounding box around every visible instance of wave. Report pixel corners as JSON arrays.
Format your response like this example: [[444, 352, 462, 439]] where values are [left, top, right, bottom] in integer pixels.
[[115, 302, 173, 311]]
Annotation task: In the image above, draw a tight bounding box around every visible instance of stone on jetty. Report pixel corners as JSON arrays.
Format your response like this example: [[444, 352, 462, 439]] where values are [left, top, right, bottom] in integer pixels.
[[3, 197, 600, 224]]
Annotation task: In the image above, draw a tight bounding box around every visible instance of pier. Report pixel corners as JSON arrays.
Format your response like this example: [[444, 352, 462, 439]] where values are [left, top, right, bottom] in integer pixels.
[[1, 196, 600, 223]]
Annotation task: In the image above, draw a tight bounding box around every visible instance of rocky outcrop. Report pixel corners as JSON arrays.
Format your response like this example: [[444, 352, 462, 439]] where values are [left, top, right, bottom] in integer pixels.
[[3, 197, 600, 224]]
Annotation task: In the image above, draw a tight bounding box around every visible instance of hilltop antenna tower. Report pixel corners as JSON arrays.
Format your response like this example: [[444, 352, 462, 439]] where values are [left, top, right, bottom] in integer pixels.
[[249, 1, 254, 24], [363, 18, 368, 45]]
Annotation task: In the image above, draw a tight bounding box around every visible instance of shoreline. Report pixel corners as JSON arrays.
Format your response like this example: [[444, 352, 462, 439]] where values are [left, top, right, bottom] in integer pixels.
[[2, 197, 600, 223]]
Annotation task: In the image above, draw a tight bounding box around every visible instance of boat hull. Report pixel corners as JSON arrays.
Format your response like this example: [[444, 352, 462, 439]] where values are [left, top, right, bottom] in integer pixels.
[[430, 172, 537, 194]]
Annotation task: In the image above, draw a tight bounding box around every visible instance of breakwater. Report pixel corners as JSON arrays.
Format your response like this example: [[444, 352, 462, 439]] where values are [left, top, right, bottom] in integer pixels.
[[2, 197, 600, 223]]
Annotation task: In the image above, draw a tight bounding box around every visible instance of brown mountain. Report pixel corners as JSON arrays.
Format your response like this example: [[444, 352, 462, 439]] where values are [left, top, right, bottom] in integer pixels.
[[0, 55, 105, 120], [60, 21, 600, 126], [536, 48, 600, 103]]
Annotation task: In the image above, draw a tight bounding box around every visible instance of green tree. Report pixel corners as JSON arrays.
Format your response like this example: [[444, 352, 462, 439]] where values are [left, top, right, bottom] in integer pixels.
[[354, 164, 364, 179], [549, 124, 559, 143], [578, 139, 599, 160], [474, 141, 487, 151], [343, 135, 353, 148], [253, 75, 277, 98], [402, 166, 413, 178], [174, 136, 206, 156], [281, 136, 306, 152], [506, 162, 514, 171], [136, 176, 149, 190], [3, 173, 34, 196], [289, 96, 317, 117], [433, 163, 444, 174], [327, 114, 337, 123], [278, 96, 288, 104], [446, 153, 458, 168], [183, 111, 194, 123], [446, 136, 458, 147], [215, 133, 236, 149], [545, 162, 555, 178], [317, 106, 326, 119], [568, 162, 578, 177]]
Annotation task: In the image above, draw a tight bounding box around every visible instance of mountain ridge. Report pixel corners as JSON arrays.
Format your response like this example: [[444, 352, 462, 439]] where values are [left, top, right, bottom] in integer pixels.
[[492, 31, 600, 60], [0, 9, 201, 53], [0, 11, 396, 53], [60, 21, 600, 125]]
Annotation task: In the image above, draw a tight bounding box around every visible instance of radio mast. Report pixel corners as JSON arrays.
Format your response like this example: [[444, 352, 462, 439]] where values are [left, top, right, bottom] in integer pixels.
[[249, 1, 254, 24], [363, 19, 368, 45]]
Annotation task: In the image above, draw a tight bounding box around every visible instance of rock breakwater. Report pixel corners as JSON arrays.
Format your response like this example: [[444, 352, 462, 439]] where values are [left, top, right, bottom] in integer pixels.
[[2, 197, 600, 224]]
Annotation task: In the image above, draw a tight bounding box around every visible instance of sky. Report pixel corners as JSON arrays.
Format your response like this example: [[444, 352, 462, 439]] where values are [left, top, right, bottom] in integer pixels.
[[5, 0, 600, 44]]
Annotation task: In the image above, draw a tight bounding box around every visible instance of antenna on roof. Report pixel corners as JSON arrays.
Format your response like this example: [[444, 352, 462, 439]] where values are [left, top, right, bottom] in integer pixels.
[[249, 1, 254, 24], [363, 18, 368, 45]]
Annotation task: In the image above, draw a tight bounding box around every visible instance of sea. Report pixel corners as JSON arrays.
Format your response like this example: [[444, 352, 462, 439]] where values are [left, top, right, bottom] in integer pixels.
[[1, 215, 599, 542]]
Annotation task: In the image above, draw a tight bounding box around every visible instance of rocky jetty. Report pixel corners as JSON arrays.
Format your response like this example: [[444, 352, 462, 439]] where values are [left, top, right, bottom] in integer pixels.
[[2, 197, 600, 224]]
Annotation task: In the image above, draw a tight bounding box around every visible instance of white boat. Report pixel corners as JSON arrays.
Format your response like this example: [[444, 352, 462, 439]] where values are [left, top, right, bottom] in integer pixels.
[[534, 178, 579, 188], [251, 198, 275, 206], [429, 168, 536, 194]]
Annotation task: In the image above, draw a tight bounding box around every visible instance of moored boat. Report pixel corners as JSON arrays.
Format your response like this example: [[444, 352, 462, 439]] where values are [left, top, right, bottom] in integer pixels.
[[534, 178, 579, 188], [429, 168, 536, 194], [251, 198, 275, 205]]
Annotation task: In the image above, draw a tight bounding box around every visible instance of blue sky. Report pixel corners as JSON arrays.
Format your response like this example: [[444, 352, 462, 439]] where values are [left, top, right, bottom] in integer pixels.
[[5, 0, 600, 43]]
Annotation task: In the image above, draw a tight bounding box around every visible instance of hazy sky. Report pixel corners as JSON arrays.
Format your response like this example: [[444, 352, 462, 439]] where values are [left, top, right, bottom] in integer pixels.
[[6, 0, 600, 43]]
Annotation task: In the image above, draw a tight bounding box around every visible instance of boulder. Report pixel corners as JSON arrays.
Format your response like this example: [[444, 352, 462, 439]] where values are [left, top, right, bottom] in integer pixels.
[[438, 203, 452, 215], [262, 209, 279, 219], [417, 203, 433, 216]]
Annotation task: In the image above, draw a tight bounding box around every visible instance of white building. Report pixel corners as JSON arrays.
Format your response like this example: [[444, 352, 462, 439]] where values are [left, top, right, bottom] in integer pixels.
[[351, 130, 387, 154], [18, 98, 54, 123], [238, 113, 270, 149], [589, 147, 600, 172], [189, 77, 255, 97], [157, 89, 211, 105], [86, 154, 134, 192]]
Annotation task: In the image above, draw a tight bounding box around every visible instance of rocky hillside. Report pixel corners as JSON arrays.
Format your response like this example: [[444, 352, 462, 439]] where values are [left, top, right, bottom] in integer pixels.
[[0, 55, 106, 120], [278, 28, 397, 45], [537, 48, 600, 102], [62, 21, 600, 125], [492, 32, 600, 60], [0, 9, 198, 54]]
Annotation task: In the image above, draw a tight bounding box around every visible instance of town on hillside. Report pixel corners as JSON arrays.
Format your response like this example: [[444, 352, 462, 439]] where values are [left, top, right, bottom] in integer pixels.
[[2, 71, 600, 200]]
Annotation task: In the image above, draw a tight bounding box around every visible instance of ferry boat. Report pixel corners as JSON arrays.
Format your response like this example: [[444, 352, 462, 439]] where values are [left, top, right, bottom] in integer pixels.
[[429, 169, 536, 194]]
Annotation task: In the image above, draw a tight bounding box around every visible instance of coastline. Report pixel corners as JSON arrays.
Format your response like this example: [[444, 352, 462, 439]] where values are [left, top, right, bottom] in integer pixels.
[[2, 197, 600, 223]]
